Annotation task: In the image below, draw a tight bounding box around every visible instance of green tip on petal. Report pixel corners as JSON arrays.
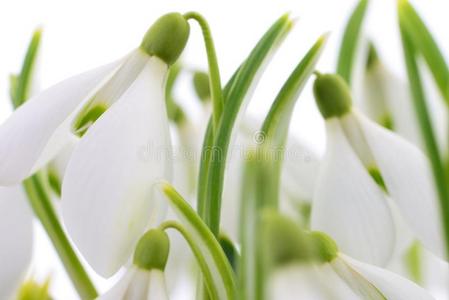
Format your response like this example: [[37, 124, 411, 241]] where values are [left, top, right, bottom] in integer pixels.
[[366, 41, 380, 70], [72, 103, 108, 137], [193, 71, 211, 102], [17, 278, 52, 300], [261, 210, 339, 268], [133, 229, 170, 271], [313, 73, 352, 119], [140, 13, 190, 65]]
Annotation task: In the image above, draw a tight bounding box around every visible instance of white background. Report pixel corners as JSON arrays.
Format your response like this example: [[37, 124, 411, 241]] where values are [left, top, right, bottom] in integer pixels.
[[1, 0, 449, 298]]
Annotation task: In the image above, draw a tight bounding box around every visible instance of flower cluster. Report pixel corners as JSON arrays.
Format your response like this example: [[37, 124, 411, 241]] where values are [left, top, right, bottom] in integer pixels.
[[1, 0, 449, 299]]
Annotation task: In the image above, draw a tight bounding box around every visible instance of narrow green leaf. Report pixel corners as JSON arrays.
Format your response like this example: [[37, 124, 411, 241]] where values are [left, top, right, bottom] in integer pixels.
[[399, 25, 449, 258], [398, 0, 449, 103], [160, 182, 236, 300], [258, 34, 327, 208], [204, 13, 293, 235], [238, 152, 262, 300], [14, 28, 42, 108], [336, 0, 369, 84]]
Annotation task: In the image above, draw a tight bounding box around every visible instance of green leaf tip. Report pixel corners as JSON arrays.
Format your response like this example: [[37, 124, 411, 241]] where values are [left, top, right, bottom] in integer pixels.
[[193, 71, 211, 102], [133, 228, 170, 271], [366, 41, 380, 70], [261, 211, 339, 268], [141, 12, 190, 65], [336, 0, 369, 84], [313, 73, 352, 119]]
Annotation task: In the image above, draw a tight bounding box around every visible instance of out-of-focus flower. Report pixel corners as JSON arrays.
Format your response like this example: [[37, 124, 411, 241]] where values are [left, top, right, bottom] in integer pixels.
[[311, 73, 444, 266], [264, 212, 434, 300], [0, 186, 33, 299], [357, 43, 422, 147]]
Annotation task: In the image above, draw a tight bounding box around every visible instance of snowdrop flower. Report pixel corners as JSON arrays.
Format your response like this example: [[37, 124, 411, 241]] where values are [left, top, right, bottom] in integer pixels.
[[0, 13, 189, 189], [0, 186, 33, 299], [98, 229, 170, 300], [264, 212, 435, 300], [58, 13, 190, 278], [358, 43, 422, 147], [310, 73, 444, 266]]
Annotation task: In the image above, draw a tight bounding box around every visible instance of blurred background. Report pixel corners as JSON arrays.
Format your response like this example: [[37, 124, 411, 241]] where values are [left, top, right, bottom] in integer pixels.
[[1, 0, 449, 298]]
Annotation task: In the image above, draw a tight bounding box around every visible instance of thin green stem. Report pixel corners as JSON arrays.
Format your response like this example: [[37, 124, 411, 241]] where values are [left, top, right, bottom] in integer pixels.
[[400, 27, 449, 258], [23, 174, 98, 299], [184, 12, 224, 132]]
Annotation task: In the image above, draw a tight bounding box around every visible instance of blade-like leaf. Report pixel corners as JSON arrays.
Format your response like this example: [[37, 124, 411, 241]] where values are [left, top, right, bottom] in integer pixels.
[[258, 34, 328, 208], [398, 0, 449, 103], [160, 182, 236, 300], [336, 0, 369, 84], [203, 14, 293, 235], [14, 28, 42, 108], [399, 23, 449, 258]]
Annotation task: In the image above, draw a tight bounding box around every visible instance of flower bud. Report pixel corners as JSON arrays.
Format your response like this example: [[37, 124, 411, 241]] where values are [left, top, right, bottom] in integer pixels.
[[262, 211, 338, 268], [193, 71, 211, 102], [133, 229, 170, 271], [313, 73, 352, 119], [141, 13, 190, 65]]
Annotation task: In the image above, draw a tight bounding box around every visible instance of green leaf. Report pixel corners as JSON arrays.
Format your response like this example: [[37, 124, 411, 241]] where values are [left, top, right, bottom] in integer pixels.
[[398, 0, 449, 103], [238, 151, 263, 300], [336, 0, 369, 84], [13, 27, 42, 108], [203, 13, 293, 235], [399, 24, 449, 258], [258, 34, 327, 208], [160, 182, 236, 300]]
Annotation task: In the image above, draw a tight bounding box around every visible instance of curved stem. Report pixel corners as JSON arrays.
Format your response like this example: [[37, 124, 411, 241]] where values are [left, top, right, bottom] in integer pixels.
[[184, 12, 224, 132], [23, 174, 98, 299]]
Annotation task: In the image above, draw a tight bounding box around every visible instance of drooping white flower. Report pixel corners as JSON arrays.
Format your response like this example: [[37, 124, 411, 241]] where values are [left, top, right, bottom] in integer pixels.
[[357, 44, 422, 147], [58, 14, 191, 278], [0, 13, 190, 278], [0, 186, 33, 299], [264, 212, 435, 300], [310, 73, 444, 266]]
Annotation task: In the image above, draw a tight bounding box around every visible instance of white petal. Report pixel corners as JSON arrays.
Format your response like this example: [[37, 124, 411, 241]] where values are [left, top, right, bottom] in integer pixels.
[[342, 255, 435, 300], [0, 186, 33, 299], [268, 263, 359, 300], [311, 118, 395, 266], [383, 69, 423, 148], [48, 136, 78, 181], [281, 135, 320, 202], [97, 269, 168, 300], [0, 60, 120, 185], [356, 112, 446, 258], [147, 270, 169, 300], [62, 58, 171, 277], [96, 268, 136, 299]]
